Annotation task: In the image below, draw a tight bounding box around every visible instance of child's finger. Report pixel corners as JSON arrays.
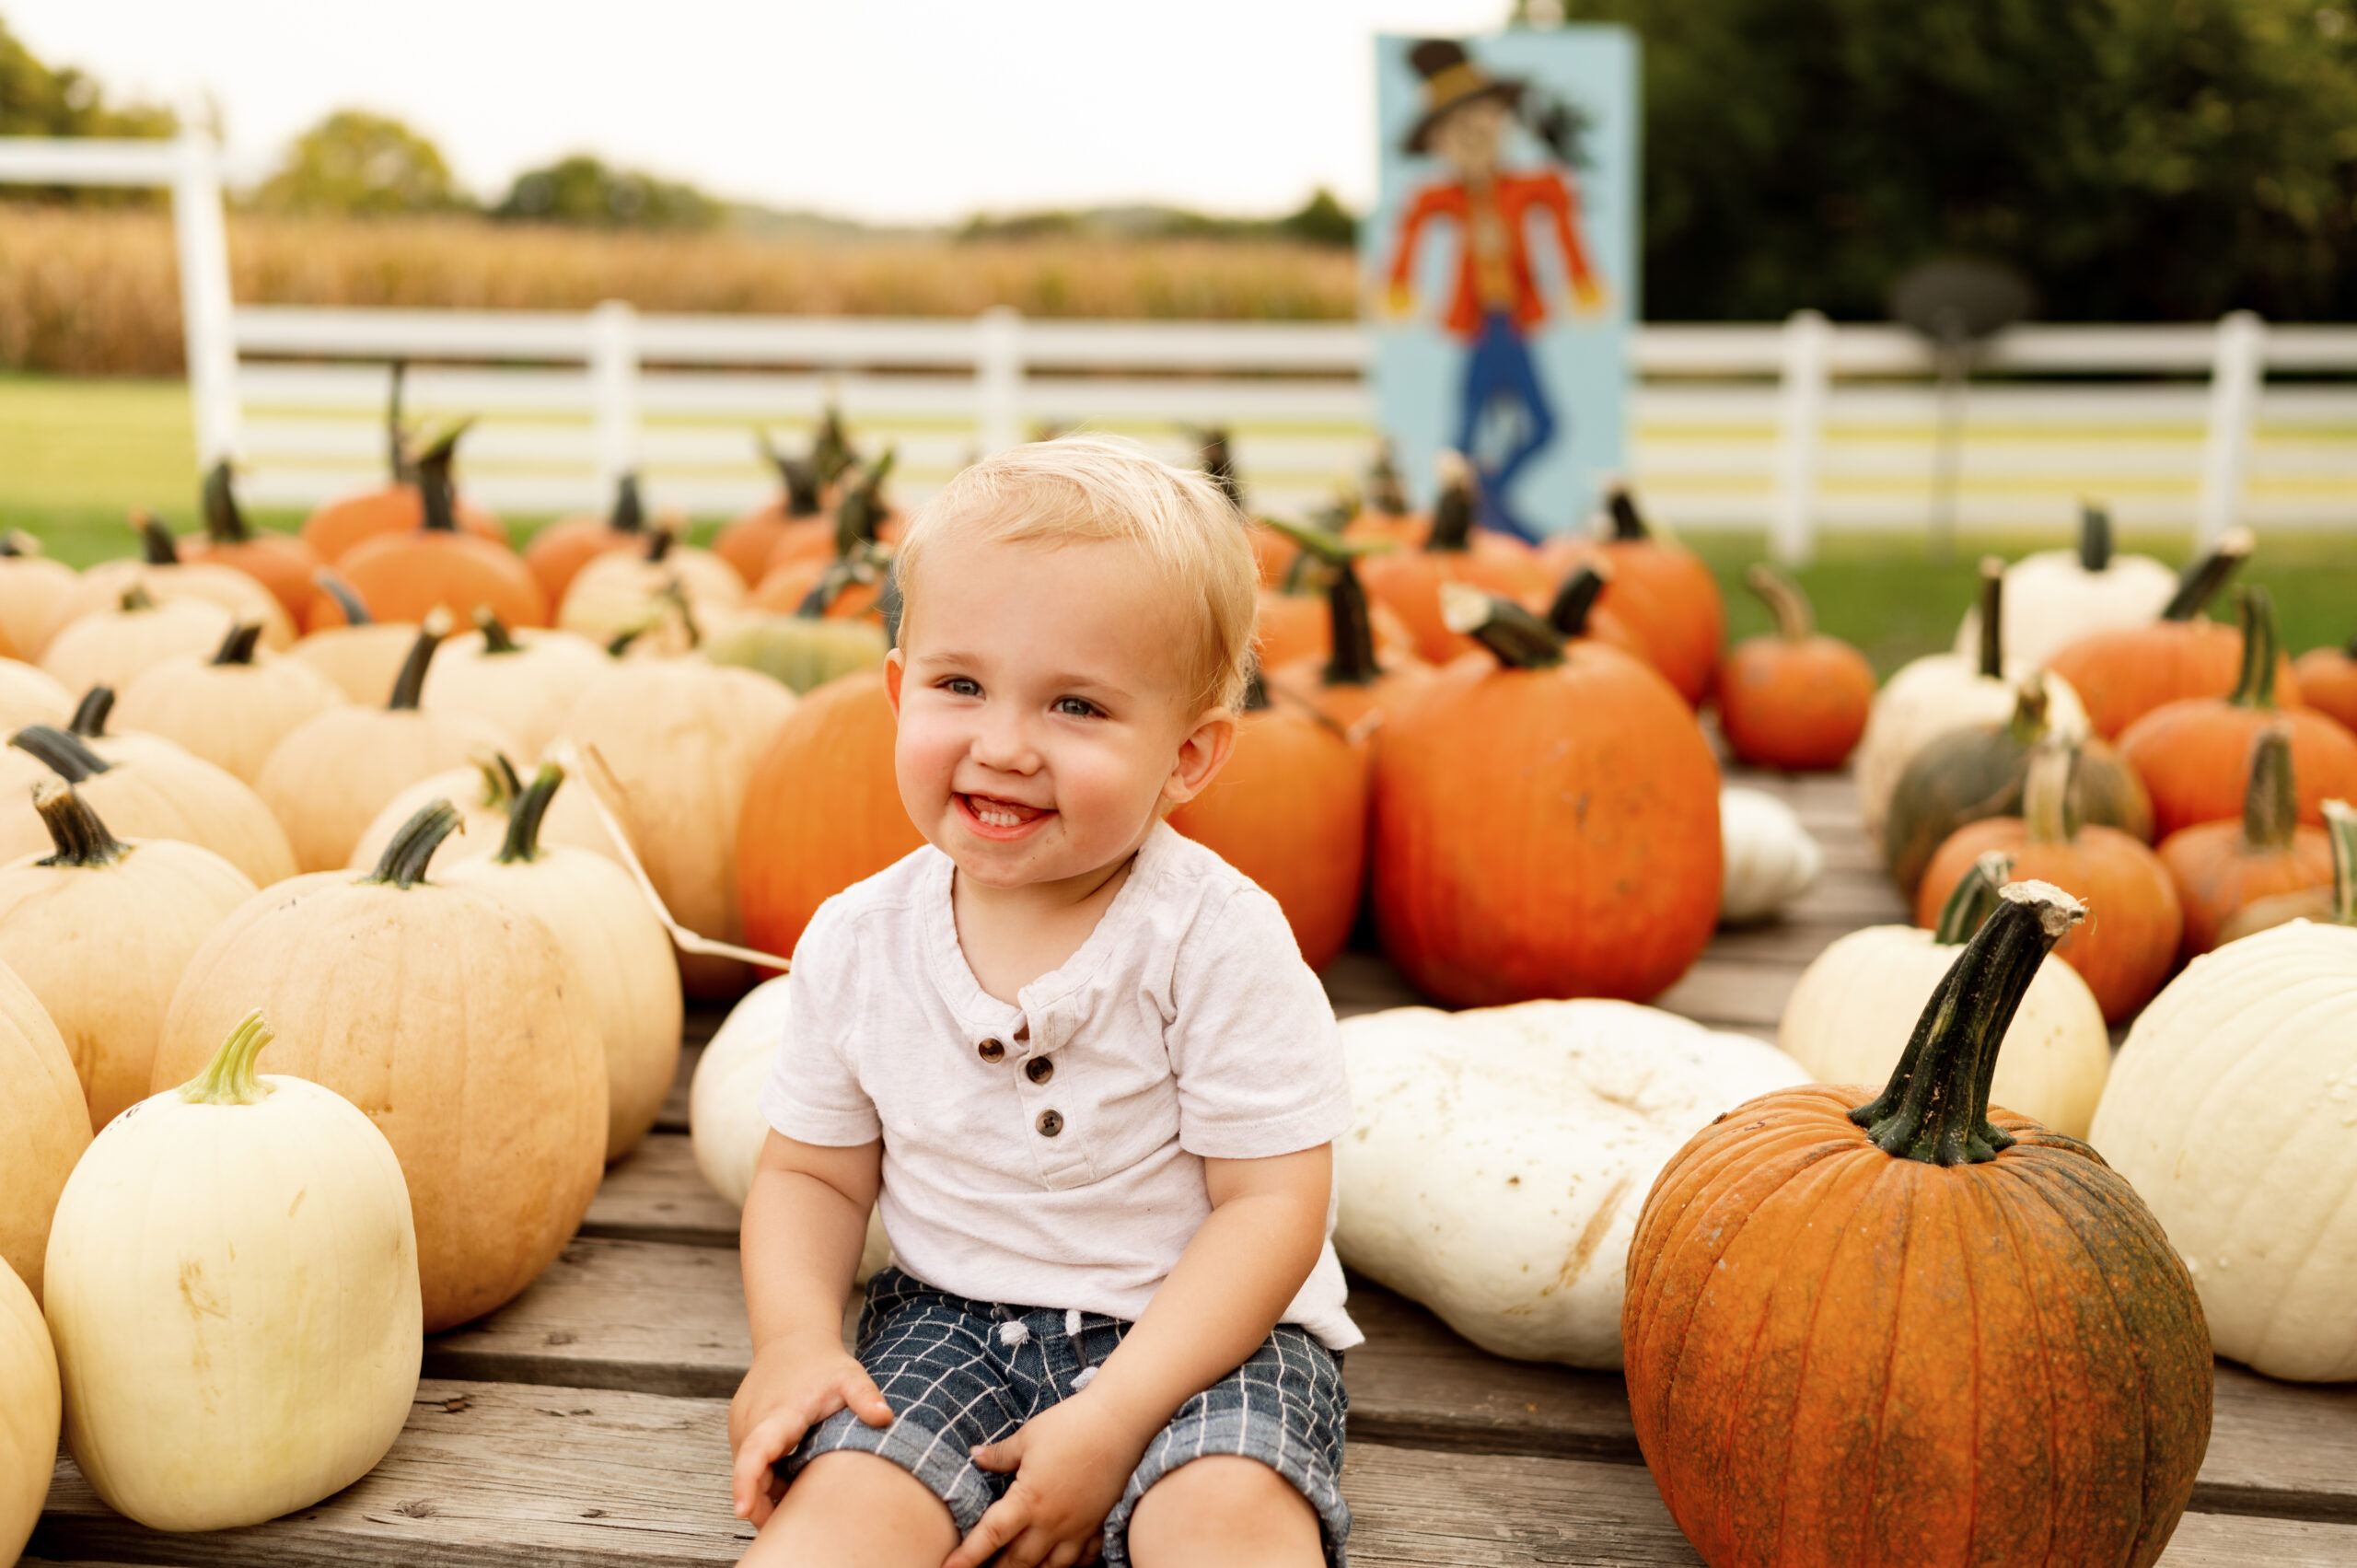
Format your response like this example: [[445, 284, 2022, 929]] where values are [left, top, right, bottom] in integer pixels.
[[845, 1369, 894, 1427], [941, 1495, 1029, 1568], [729, 1412, 805, 1516], [968, 1432, 1026, 1473]]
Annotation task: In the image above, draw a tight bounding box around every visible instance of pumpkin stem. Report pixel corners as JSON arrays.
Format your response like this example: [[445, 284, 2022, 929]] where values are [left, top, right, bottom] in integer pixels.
[[2022, 738, 2079, 847], [1365, 439, 1408, 517], [812, 404, 854, 487], [386, 360, 413, 484], [202, 461, 254, 544], [1605, 483, 1648, 541], [1426, 453, 1477, 553], [134, 510, 180, 566], [7, 725, 112, 783], [644, 528, 676, 564], [1242, 668, 1272, 713], [2241, 725, 2299, 853], [1545, 564, 1613, 641], [1744, 563, 1815, 642], [1322, 559, 1384, 687], [210, 621, 264, 668], [2004, 674, 2052, 747], [1933, 850, 2016, 945], [415, 423, 471, 534], [1852, 881, 2084, 1166], [1199, 428, 1244, 508], [387, 608, 455, 711], [120, 580, 157, 614], [2161, 528, 2252, 621], [1975, 556, 2006, 680], [471, 749, 524, 808], [2326, 799, 2357, 926], [834, 448, 897, 558], [0, 530, 41, 558], [496, 762, 564, 865], [761, 428, 824, 517], [610, 471, 645, 533], [2076, 502, 2113, 573], [31, 780, 128, 867], [1444, 583, 1566, 669], [2228, 586, 2282, 710], [68, 686, 114, 739], [363, 798, 462, 889], [179, 1008, 277, 1107], [472, 606, 521, 655], [311, 569, 373, 625]]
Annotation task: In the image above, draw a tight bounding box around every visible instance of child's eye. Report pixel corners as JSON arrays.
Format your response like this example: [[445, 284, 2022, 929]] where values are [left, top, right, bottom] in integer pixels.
[[940, 677, 981, 698], [1053, 696, 1100, 718]]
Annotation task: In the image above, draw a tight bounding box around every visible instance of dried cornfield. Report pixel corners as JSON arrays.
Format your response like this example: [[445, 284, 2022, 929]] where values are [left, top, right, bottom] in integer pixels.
[[0, 203, 1360, 376]]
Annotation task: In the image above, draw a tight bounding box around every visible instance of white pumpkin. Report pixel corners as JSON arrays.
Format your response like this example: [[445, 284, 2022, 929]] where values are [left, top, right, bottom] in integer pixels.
[[44, 1010, 421, 1531], [40, 590, 236, 699], [2087, 919, 2357, 1382], [0, 658, 70, 734], [1719, 786, 1822, 924], [559, 531, 746, 645], [1333, 999, 1810, 1368], [1953, 505, 2178, 672], [691, 973, 890, 1279], [347, 754, 617, 877], [0, 1257, 58, 1566], [112, 628, 347, 785], [419, 619, 610, 763]]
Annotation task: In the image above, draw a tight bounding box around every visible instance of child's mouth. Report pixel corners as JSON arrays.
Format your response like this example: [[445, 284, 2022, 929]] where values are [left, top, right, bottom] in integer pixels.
[[958, 793, 1052, 840]]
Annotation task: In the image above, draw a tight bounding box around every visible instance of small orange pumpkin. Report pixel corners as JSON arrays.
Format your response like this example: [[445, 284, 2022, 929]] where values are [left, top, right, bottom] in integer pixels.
[[322, 426, 549, 632], [2293, 631, 2357, 737], [1265, 536, 1436, 738], [522, 471, 651, 607], [1540, 486, 1724, 708], [760, 448, 898, 584], [177, 463, 320, 624], [1715, 564, 1875, 771], [1357, 458, 1550, 666], [298, 367, 505, 562], [2157, 724, 2335, 958], [714, 413, 855, 587]]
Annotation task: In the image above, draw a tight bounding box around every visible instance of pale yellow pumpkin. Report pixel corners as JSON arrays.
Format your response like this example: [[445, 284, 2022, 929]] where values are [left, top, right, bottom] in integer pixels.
[[559, 529, 746, 645], [0, 720, 297, 889], [44, 527, 294, 652], [0, 1257, 58, 1564], [113, 622, 347, 784], [288, 621, 419, 703], [0, 658, 70, 734], [420, 614, 610, 762], [0, 535, 78, 659], [0, 958, 87, 1304], [346, 752, 616, 876], [151, 803, 607, 1332], [40, 587, 235, 698], [443, 764, 682, 1160], [47, 1011, 420, 1530]]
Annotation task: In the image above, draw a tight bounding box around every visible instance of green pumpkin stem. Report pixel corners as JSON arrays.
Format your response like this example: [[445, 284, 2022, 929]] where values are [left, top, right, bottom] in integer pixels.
[[201, 461, 254, 544], [472, 606, 520, 655], [2242, 726, 2299, 852], [644, 528, 676, 564], [363, 798, 461, 889], [2076, 502, 2113, 573], [1745, 563, 1815, 642], [68, 686, 113, 738], [812, 404, 853, 487], [496, 763, 564, 865], [761, 428, 823, 517], [0, 530, 40, 559], [2325, 800, 2357, 926], [1933, 850, 2016, 945], [31, 781, 127, 868], [474, 749, 524, 808], [1605, 484, 1648, 541], [1426, 457, 1477, 553], [415, 423, 471, 534], [210, 621, 264, 667], [1365, 440, 1408, 517], [1321, 560, 1383, 687], [2022, 739, 2079, 847], [1975, 556, 2006, 680], [1852, 882, 2084, 1166], [610, 472, 644, 533], [1546, 565, 1612, 641], [387, 609, 454, 711], [134, 511, 180, 566], [834, 449, 897, 558], [9, 725, 111, 784], [1445, 583, 1565, 669], [311, 570, 373, 625], [120, 581, 157, 614], [179, 1008, 277, 1107], [2229, 587, 2282, 709], [387, 360, 413, 484], [2161, 528, 2252, 621], [2004, 676, 2053, 747]]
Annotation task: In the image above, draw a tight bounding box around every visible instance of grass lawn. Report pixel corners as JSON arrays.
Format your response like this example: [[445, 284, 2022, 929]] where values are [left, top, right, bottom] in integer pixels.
[[4, 372, 2351, 674]]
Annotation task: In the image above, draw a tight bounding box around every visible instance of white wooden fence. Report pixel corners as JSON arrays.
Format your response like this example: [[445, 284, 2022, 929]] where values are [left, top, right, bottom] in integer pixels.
[[7, 132, 2357, 563]]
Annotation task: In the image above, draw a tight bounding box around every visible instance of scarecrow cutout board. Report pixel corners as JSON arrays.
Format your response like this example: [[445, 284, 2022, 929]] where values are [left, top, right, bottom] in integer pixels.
[[1367, 29, 1639, 540]]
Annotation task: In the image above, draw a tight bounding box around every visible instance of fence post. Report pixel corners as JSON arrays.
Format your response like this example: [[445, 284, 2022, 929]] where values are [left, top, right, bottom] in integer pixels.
[[589, 299, 641, 502], [2196, 309, 2266, 550], [169, 128, 240, 467], [1769, 308, 1830, 566], [977, 307, 1022, 455]]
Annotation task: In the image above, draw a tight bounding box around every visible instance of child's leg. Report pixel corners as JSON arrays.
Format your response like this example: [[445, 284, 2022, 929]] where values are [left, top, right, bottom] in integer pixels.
[[740, 1451, 958, 1566], [1126, 1455, 1323, 1568]]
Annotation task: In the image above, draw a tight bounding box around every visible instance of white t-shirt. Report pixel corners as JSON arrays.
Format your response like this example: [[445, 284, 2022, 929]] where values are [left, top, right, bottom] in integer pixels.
[[760, 820, 1361, 1350]]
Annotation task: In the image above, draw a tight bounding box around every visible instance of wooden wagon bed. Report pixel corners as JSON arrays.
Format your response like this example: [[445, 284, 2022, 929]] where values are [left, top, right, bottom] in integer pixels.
[[28, 772, 2357, 1566]]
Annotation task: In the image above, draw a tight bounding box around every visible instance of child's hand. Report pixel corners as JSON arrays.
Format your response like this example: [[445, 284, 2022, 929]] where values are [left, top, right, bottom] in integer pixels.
[[945, 1392, 1149, 1568], [727, 1334, 894, 1527]]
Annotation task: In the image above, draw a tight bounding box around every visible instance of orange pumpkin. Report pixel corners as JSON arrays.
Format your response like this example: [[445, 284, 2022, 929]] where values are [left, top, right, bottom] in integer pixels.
[[523, 471, 651, 606], [1267, 553, 1436, 738], [1357, 459, 1550, 666], [1371, 586, 1720, 1006], [760, 449, 899, 583], [1626, 880, 2210, 1568], [1541, 487, 1724, 707], [714, 418, 847, 587], [299, 380, 505, 562], [320, 427, 549, 632], [2293, 633, 2357, 736], [1715, 564, 1875, 771], [2157, 724, 2334, 958], [2119, 587, 2357, 839], [178, 462, 319, 624], [750, 553, 888, 621], [1917, 742, 2184, 1023], [736, 668, 926, 964]]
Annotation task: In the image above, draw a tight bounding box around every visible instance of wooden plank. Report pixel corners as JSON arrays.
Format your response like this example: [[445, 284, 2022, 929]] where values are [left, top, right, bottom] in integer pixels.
[[2200, 1369, 2357, 1523], [583, 1135, 737, 1249], [2160, 1513, 2357, 1566]]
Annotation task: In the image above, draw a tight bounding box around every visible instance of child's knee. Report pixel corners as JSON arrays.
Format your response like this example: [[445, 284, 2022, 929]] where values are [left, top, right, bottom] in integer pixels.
[[1128, 1455, 1321, 1565], [742, 1451, 958, 1567]]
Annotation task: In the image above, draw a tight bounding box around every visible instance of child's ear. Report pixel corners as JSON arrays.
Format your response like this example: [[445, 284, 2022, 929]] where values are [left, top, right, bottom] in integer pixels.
[[1162, 709, 1237, 808], [883, 649, 906, 716]]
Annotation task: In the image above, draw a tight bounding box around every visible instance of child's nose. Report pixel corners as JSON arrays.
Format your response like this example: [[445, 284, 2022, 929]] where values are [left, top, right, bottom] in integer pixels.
[[968, 709, 1040, 773]]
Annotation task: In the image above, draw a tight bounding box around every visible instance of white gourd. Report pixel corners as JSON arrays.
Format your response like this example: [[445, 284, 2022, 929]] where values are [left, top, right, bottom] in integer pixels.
[[2087, 919, 2357, 1382], [0, 1258, 57, 1566], [1952, 505, 2178, 672], [1333, 999, 1810, 1368], [691, 973, 889, 1280], [44, 1011, 421, 1530], [1718, 786, 1822, 924]]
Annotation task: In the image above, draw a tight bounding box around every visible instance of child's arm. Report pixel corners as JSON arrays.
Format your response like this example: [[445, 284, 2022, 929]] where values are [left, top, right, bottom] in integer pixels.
[[728, 1129, 895, 1527], [947, 1144, 1332, 1568]]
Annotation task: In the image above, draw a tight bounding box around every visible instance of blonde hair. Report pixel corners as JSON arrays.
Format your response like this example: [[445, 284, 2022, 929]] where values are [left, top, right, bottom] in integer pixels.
[[893, 433, 1260, 714]]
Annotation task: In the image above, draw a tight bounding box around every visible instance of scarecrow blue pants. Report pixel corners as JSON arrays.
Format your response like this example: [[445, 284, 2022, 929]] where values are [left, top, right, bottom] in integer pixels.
[[1455, 308, 1555, 542]]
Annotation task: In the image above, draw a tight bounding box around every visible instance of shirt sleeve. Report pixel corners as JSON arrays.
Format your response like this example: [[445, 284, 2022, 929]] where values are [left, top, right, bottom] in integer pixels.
[[759, 900, 884, 1147], [1165, 883, 1353, 1160]]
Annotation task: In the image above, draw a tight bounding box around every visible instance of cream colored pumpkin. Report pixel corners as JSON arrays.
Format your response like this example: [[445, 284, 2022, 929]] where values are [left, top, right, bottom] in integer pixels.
[[559, 534, 746, 645], [347, 754, 616, 876], [0, 658, 70, 734], [0, 782, 260, 1130], [0, 722, 297, 889], [113, 629, 347, 784], [0, 540, 78, 659], [557, 659, 796, 997], [47, 1012, 419, 1531], [2088, 919, 2357, 1381], [150, 804, 607, 1332], [1719, 786, 1823, 924], [0, 1257, 58, 1564], [442, 765, 682, 1161], [40, 590, 236, 698], [1333, 999, 1810, 1368], [256, 619, 517, 872], [288, 621, 419, 704], [48, 547, 294, 652], [690, 972, 890, 1277], [421, 620, 610, 762], [1953, 508, 2178, 672], [0, 958, 87, 1304]]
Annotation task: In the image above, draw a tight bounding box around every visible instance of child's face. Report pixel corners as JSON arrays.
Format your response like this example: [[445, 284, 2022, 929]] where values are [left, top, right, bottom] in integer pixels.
[[886, 528, 1234, 892]]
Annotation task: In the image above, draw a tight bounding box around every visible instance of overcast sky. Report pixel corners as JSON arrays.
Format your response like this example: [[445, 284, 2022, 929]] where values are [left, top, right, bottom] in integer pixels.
[[8, 0, 1511, 222]]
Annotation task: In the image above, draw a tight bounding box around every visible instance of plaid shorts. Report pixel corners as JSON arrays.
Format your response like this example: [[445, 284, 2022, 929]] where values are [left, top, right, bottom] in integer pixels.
[[784, 1266, 1351, 1566]]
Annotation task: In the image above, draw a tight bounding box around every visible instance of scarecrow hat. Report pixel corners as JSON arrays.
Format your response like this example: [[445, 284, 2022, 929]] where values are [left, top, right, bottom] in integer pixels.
[[1403, 39, 1526, 154]]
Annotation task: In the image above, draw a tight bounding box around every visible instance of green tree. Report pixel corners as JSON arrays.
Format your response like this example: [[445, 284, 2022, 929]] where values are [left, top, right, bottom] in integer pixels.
[[253, 110, 468, 216], [493, 155, 719, 230], [1544, 0, 2357, 320], [0, 17, 176, 137]]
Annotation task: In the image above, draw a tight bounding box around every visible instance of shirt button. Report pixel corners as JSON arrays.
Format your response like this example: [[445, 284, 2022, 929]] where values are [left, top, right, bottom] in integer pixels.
[[978, 1038, 1005, 1063], [1037, 1109, 1063, 1138], [1025, 1056, 1054, 1086]]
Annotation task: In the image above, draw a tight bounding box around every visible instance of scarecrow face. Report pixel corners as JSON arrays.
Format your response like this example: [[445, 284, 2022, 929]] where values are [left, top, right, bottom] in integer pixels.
[[1429, 97, 1509, 179]]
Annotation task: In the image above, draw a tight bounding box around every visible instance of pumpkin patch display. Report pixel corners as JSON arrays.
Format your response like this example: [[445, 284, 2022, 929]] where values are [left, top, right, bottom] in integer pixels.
[[1627, 882, 2212, 1568], [1717, 786, 1822, 925], [0, 718, 298, 889], [1952, 501, 2178, 670], [114, 620, 347, 784], [2158, 725, 2335, 958], [1714, 565, 1874, 771], [325, 426, 548, 631], [2293, 631, 2357, 735], [561, 524, 747, 645], [2120, 587, 2357, 839], [300, 370, 505, 561], [1371, 587, 1720, 1006], [0, 1256, 58, 1564], [1356, 455, 1550, 666], [419, 610, 609, 762], [2089, 907, 2357, 1380], [1335, 999, 1807, 1368], [286, 572, 419, 702], [0, 956, 87, 1304], [1541, 487, 1725, 708], [1781, 850, 2111, 1138], [40, 582, 237, 698], [702, 610, 889, 695], [523, 470, 653, 606], [150, 801, 607, 1332], [45, 511, 296, 654], [0, 531, 78, 660], [1916, 741, 2183, 1023], [179, 460, 320, 623], [48, 1010, 421, 1530]]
